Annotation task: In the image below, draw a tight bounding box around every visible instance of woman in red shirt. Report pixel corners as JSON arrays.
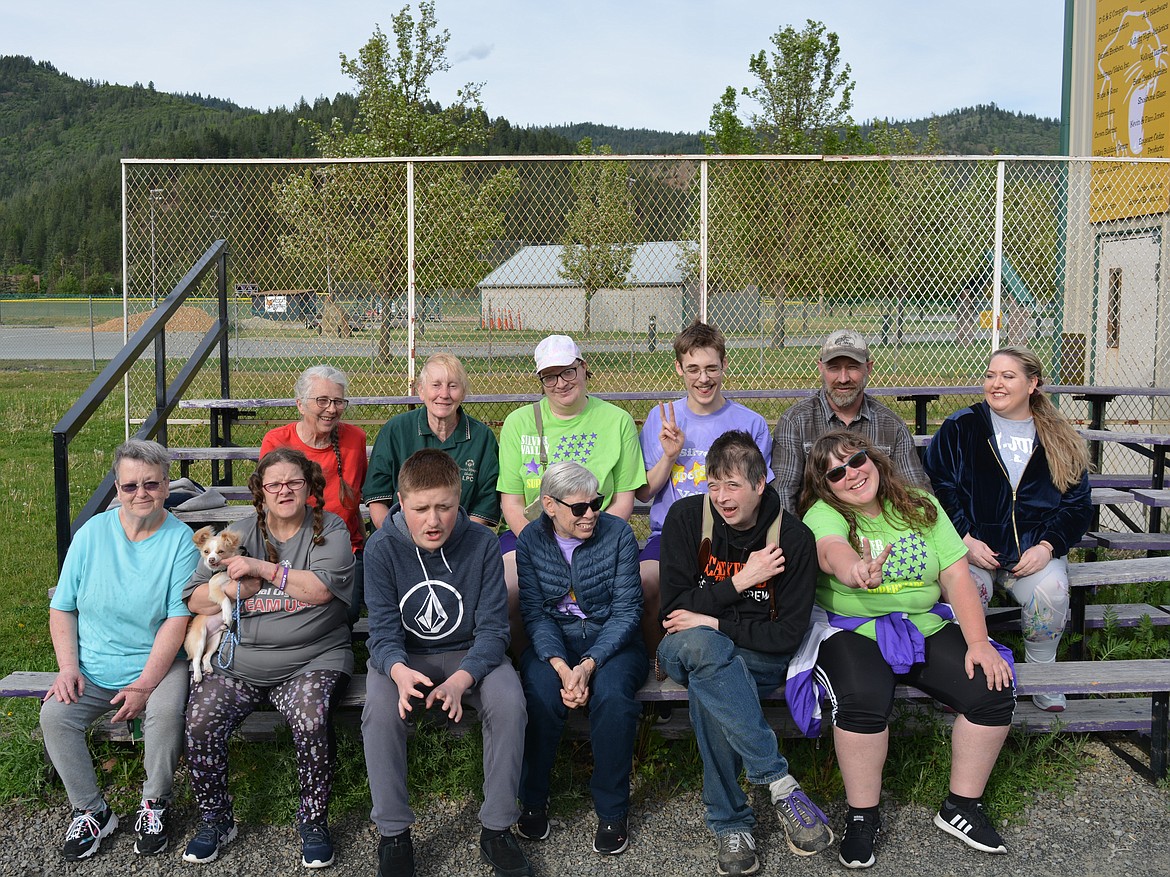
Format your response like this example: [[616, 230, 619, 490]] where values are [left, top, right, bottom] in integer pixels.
[[261, 364, 367, 624]]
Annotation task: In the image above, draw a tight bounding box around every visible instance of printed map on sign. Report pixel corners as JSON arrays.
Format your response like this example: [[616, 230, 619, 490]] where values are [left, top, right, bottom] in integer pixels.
[[1091, 1, 1170, 220]]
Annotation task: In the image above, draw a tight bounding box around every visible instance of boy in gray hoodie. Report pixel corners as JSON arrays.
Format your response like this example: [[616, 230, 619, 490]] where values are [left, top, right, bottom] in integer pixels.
[[362, 449, 532, 877]]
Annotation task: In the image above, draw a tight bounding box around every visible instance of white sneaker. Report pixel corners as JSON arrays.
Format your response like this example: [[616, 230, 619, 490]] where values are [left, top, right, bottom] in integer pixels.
[[1032, 692, 1066, 712]]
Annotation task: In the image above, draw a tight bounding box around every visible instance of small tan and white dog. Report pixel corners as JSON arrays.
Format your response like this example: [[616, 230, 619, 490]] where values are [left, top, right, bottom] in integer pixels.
[[185, 526, 245, 683]]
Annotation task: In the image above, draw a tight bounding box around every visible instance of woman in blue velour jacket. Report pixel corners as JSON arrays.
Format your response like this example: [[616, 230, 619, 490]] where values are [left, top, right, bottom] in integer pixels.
[[924, 347, 1092, 712], [514, 462, 647, 857]]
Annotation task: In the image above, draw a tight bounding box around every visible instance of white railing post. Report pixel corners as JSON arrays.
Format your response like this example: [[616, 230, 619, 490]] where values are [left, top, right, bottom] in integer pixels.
[[406, 160, 416, 393], [991, 160, 1006, 352], [699, 159, 709, 324]]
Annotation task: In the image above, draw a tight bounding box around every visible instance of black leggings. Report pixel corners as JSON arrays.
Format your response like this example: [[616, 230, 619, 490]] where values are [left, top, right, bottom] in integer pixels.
[[815, 623, 1015, 734]]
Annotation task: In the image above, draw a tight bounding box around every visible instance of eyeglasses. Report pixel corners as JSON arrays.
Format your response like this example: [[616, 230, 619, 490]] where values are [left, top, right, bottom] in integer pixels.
[[552, 494, 604, 516], [118, 480, 163, 494], [539, 365, 579, 388], [262, 478, 307, 494], [683, 366, 724, 379], [824, 450, 869, 484], [309, 396, 349, 410]]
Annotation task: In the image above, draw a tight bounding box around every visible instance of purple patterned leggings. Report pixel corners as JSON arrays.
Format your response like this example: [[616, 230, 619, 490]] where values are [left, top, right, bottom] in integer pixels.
[[186, 669, 346, 824]]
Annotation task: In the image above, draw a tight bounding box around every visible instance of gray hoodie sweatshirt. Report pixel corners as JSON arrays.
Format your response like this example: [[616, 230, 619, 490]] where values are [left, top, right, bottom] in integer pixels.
[[363, 505, 510, 683]]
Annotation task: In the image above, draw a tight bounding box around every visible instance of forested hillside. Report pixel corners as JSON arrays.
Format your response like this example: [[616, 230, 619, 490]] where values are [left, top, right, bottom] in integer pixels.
[[0, 55, 1062, 295], [0, 56, 358, 295], [546, 123, 705, 154], [861, 103, 1061, 156]]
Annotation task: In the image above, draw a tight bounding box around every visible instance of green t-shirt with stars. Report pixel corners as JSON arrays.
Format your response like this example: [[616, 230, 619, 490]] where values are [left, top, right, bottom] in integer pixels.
[[498, 395, 646, 508], [802, 493, 968, 639]]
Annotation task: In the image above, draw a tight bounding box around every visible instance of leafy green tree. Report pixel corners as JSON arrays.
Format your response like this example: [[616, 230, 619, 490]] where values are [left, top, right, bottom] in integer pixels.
[[273, 1, 516, 361], [707, 19, 856, 156], [559, 138, 640, 335], [701, 21, 858, 344], [705, 87, 762, 155], [55, 271, 80, 296], [308, 0, 489, 157]]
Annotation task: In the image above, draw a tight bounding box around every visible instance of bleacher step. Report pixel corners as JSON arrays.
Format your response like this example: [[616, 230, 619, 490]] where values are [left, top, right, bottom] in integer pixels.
[[1090, 532, 1170, 552], [1131, 489, 1170, 508]]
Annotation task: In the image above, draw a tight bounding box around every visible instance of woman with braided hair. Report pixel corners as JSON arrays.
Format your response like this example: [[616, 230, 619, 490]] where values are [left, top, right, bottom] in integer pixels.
[[262, 364, 367, 624], [182, 448, 355, 868]]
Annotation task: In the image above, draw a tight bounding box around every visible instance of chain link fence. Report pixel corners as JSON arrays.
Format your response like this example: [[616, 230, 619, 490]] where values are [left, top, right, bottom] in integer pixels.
[[104, 155, 1170, 445]]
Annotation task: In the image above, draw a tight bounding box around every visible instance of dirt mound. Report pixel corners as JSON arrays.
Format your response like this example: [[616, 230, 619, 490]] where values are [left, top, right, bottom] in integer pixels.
[[92, 306, 216, 333]]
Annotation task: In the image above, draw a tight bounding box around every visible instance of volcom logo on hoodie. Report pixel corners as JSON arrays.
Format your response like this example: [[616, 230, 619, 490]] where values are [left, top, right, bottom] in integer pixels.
[[400, 578, 466, 640]]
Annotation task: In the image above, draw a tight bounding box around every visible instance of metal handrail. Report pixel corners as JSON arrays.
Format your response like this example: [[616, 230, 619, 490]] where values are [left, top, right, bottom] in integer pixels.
[[52, 240, 230, 569]]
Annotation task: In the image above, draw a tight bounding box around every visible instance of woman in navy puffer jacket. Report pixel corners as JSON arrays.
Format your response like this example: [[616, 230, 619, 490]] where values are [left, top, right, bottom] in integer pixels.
[[514, 462, 647, 856], [924, 347, 1091, 712]]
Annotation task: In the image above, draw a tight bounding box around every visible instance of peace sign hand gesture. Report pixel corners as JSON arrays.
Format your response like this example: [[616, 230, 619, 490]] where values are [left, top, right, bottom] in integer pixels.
[[657, 402, 685, 462], [850, 537, 892, 590]]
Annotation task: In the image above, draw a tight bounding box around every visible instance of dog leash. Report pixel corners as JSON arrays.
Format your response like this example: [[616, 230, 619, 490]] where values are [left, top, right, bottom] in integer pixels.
[[216, 579, 242, 670]]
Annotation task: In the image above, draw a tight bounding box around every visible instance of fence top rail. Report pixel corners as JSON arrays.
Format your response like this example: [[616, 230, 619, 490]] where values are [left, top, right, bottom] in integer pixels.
[[121, 155, 1170, 166]]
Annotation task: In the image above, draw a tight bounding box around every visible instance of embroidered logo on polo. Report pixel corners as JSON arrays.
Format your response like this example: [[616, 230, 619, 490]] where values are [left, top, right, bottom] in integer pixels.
[[870, 532, 929, 594], [400, 579, 465, 640], [461, 458, 477, 483]]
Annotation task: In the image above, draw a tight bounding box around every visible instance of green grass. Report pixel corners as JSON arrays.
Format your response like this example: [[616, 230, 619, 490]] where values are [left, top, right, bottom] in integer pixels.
[[0, 362, 1156, 828]]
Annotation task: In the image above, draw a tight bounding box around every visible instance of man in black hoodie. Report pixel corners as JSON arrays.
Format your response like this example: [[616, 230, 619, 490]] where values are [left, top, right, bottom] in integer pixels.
[[657, 431, 832, 876], [362, 449, 533, 877]]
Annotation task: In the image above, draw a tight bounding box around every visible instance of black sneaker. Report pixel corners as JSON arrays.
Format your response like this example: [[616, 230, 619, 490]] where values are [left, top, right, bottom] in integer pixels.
[[516, 806, 550, 841], [716, 830, 759, 876], [133, 798, 169, 856], [838, 808, 881, 869], [182, 818, 238, 863], [933, 799, 1007, 854], [480, 828, 534, 877], [593, 817, 629, 855], [377, 830, 415, 877], [299, 820, 335, 868], [62, 806, 118, 861]]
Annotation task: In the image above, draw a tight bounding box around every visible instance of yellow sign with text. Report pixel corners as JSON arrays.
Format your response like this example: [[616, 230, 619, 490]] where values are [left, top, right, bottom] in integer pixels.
[[1091, 0, 1170, 221]]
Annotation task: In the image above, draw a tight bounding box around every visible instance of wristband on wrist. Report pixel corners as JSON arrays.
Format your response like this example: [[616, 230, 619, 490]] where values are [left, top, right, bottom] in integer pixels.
[[277, 560, 291, 593]]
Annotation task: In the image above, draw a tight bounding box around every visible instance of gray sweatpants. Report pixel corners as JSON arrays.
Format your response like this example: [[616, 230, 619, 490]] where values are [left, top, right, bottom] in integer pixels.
[[362, 651, 526, 836], [40, 658, 188, 811]]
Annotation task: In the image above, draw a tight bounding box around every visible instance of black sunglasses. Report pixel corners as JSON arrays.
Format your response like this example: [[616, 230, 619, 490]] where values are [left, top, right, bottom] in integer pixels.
[[824, 450, 869, 483], [552, 494, 604, 516]]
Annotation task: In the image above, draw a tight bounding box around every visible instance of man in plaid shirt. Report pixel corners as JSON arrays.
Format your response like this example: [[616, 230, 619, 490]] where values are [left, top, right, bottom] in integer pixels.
[[771, 329, 930, 513]]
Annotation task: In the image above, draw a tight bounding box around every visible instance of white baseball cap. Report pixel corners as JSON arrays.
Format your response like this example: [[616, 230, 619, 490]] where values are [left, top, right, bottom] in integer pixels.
[[534, 335, 582, 373]]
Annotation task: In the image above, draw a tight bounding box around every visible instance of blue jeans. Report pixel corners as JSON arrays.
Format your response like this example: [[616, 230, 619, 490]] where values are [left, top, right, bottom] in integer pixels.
[[656, 627, 791, 836], [519, 628, 647, 820]]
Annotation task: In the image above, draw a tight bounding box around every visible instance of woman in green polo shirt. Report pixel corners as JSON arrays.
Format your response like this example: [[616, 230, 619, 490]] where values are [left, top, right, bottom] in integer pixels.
[[364, 353, 500, 530]]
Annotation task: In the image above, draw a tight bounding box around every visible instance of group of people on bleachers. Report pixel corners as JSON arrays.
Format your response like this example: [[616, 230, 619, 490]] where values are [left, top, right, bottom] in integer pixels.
[[40, 322, 1092, 876]]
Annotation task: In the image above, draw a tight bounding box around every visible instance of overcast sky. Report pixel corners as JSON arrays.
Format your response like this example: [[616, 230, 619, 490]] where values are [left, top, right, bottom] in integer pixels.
[[3, 0, 1066, 134]]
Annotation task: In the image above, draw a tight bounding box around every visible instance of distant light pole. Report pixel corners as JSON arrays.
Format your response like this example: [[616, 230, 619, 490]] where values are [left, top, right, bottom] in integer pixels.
[[149, 189, 164, 307]]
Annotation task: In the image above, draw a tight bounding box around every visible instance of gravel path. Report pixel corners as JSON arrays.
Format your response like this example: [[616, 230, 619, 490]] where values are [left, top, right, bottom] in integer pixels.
[[4, 736, 1169, 877]]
